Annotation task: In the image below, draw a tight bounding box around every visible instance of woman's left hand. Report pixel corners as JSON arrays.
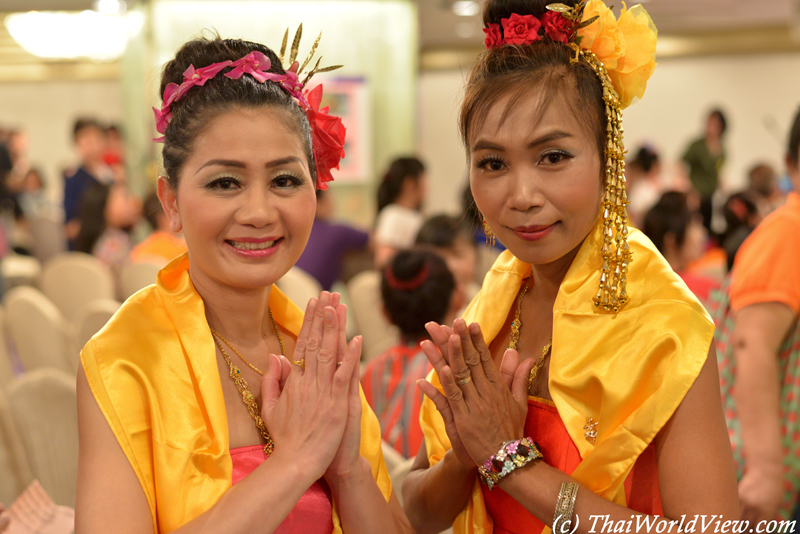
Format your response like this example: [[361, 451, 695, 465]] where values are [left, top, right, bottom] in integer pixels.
[[418, 319, 534, 466], [324, 302, 364, 483]]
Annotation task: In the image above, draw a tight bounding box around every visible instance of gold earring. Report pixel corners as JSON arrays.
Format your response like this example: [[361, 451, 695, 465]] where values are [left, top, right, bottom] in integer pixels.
[[482, 218, 496, 250]]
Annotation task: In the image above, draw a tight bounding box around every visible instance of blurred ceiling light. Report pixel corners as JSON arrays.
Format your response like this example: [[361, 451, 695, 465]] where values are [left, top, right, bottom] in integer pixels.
[[94, 0, 127, 15], [452, 0, 480, 17], [4, 10, 143, 61]]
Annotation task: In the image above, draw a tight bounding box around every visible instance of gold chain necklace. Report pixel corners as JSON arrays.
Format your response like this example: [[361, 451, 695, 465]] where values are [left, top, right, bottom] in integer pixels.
[[209, 306, 285, 456], [507, 275, 553, 390]]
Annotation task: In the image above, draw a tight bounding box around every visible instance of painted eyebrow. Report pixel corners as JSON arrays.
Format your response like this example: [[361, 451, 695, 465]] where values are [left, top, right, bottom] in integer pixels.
[[195, 156, 304, 174], [471, 130, 574, 153]]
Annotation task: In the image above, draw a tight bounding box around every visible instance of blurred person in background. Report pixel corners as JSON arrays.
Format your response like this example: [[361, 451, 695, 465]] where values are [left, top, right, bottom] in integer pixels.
[[720, 192, 760, 272], [682, 108, 727, 237], [0, 130, 21, 221], [130, 189, 187, 265], [362, 249, 463, 458], [295, 187, 370, 290], [374, 156, 426, 268], [643, 191, 719, 303], [104, 124, 127, 185], [745, 162, 784, 218], [17, 167, 49, 218], [63, 118, 113, 245], [74, 182, 141, 271], [625, 144, 662, 227], [712, 104, 800, 525], [414, 214, 479, 302]]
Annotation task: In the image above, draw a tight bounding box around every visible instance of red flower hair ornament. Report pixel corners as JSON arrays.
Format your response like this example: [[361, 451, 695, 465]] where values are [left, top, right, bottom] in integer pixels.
[[153, 27, 345, 190], [484, 10, 574, 48]]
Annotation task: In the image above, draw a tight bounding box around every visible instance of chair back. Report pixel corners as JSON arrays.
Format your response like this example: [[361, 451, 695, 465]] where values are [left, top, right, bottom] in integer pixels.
[[0, 304, 16, 390], [118, 261, 161, 301], [75, 299, 122, 349], [276, 267, 322, 310], [0, 254, 42, 291], [7, 368, 78, 507], [4, 286, 76, 374], [0, 387, 32, 504], [28, 214, 67, 263], [346, 270, 400, 361], [40, 252, 115, 325]]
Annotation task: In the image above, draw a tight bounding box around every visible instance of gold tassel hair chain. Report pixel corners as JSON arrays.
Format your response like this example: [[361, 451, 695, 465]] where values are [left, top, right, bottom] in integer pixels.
[[573, 47, 632, 313]]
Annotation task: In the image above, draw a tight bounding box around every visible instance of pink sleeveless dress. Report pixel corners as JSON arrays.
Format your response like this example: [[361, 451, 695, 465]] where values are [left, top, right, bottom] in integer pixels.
[[231, 445, 334, 533]]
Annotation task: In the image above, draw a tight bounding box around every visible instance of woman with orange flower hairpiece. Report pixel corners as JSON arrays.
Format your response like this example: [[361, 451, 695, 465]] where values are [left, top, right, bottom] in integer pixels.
[[401, 1, 738, 533], [75, 34, 414, 534]]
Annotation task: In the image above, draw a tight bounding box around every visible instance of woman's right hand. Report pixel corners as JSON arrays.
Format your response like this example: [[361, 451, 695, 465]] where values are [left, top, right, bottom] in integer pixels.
[[260, 292, 360, 480], [418, 319, 533, 468]]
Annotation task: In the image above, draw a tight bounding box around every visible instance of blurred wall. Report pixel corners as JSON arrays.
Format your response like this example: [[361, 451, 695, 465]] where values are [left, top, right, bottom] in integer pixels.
[[418, 51, 800, 217]]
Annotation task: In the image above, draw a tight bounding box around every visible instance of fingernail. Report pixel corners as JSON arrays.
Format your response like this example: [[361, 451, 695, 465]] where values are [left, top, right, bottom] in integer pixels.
[[324, 308, 334, 321], [469, 322, 480, 334], [455, 318, 466, 331]]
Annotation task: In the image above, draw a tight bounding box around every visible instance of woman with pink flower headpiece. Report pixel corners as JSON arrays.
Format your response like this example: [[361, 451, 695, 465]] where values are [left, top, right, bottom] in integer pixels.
[[401, 1, 738, 533], [75, 35, 414, 534]]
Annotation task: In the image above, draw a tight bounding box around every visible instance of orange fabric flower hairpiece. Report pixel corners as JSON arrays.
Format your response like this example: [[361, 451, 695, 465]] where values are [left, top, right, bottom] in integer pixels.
[[483, 1, 657, 109], [576, 1, 657, 108]]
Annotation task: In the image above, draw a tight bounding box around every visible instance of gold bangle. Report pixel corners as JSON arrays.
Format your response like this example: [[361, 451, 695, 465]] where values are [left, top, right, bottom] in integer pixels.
[[553, 481, 578, 533]]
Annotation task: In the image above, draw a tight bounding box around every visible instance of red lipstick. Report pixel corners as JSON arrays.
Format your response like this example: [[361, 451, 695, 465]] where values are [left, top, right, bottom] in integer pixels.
[[512, 223, 557, 242]]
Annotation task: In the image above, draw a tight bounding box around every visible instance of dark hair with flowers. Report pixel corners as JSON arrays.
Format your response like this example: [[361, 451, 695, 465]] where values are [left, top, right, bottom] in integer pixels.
[[463, 0, 605, 157], [483, 9, 576, 48], [157, 34, 345, 190]]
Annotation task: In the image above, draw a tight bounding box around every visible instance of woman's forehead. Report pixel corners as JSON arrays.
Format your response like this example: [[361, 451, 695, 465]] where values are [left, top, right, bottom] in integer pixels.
[[471, 88, 590, 146]]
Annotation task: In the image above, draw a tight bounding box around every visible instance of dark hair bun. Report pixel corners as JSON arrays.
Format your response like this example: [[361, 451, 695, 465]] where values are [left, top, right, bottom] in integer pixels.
[[160, 37, 282, 98], [381, 249, 455, 341], [483, 0, 578, 26]]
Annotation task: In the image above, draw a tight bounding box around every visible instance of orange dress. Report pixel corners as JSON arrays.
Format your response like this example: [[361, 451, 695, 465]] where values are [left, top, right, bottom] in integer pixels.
[[482, 398, 663, 534]]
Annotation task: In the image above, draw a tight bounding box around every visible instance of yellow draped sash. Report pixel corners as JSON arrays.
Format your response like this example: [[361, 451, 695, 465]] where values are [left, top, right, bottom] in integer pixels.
[[420, 219, 714, 534], [81, 254, 391, 533]]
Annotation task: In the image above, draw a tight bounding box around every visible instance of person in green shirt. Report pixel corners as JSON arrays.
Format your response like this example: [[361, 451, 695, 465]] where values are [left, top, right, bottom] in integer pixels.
[[682, 108, 727, 235]]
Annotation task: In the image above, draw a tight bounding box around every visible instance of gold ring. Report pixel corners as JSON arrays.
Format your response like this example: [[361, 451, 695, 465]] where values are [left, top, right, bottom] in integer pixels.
[[456, 375, 472, 386], [293, 359, 305, 369]]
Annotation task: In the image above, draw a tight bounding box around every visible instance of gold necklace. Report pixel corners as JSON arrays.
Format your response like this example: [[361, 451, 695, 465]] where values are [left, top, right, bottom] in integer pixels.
[[506, 275, 553, 390], [209, 307, 285, 456], [210, 306, 286, 375]]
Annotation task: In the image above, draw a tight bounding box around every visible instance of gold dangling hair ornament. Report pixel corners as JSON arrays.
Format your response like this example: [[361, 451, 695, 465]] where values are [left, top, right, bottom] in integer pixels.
[[580, 48, 631, 313]]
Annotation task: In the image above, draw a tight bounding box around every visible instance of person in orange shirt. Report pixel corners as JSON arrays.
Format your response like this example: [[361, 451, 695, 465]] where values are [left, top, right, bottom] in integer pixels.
[[130, 190, 187, 265], [717, 105, 800, 524]]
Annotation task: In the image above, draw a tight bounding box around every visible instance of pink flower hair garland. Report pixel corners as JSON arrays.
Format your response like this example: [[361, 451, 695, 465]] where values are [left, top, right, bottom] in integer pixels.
[[153, 50, 344, 190]]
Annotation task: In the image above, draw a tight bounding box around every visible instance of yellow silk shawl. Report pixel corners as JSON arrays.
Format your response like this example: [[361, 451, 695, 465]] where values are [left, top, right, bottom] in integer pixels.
[[81, 254, 391, 533], [420, 220, 714, 534]]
